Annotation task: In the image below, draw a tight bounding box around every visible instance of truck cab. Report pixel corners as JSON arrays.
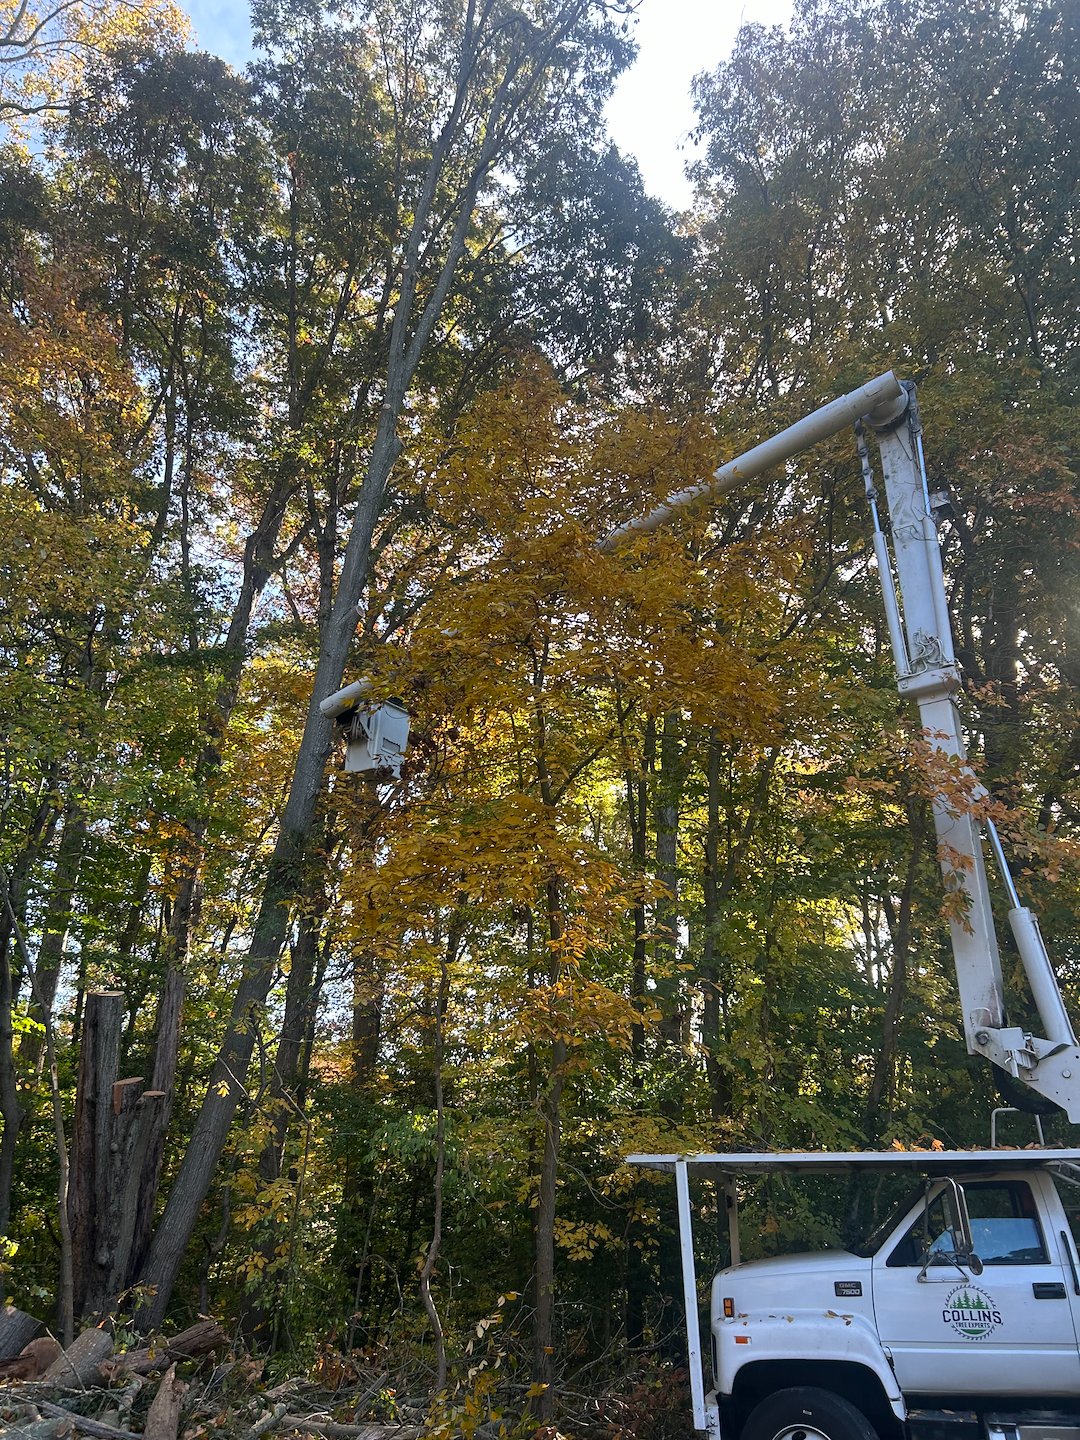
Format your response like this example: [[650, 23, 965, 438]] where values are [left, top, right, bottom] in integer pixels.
[[631, 1149, 1080, 1440]]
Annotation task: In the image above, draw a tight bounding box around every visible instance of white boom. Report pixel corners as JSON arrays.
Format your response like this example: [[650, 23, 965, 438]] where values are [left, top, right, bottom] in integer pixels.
[[600, 371, 906, 550], [603, 374, 1080, 1121]]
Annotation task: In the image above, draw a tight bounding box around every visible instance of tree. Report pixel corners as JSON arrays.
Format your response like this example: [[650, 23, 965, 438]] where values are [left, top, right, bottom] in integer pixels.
[[134, 0, 638, 1331], [0, 242, 152, 1220], [0, 0, 186, 125]]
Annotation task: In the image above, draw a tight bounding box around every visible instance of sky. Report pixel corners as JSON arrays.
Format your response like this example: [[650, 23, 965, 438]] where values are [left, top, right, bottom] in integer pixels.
[[604, 0, 794, 207], [179, 0, 795, 210]]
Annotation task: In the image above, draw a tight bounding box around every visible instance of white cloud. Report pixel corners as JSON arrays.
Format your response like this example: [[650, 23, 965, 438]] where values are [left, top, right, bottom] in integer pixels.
[[605, 0, 795, 208]]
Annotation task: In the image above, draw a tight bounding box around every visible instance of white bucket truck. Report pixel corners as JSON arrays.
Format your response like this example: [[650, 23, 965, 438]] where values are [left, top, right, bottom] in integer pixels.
[[632, 1147, 1080, 1440]]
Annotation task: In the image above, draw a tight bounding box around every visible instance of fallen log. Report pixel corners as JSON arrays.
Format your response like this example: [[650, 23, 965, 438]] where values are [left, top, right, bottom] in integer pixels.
[[278, 1420, 425, 1439], [33, 1401, 139, 1440], [0, 1304, 45, 1360], [142, 1364, 186, 1440], [103, 1320, 227, 1379], [44, 1329, 114, 1388]]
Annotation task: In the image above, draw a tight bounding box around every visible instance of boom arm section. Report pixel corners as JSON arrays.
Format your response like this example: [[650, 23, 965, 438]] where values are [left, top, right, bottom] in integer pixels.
[[863, 391, 1080, 1118], [604, 375, 1080, 1122]]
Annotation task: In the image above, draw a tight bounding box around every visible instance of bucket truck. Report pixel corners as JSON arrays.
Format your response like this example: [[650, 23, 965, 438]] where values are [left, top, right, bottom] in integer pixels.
[[606, 375, 1080, 1440]]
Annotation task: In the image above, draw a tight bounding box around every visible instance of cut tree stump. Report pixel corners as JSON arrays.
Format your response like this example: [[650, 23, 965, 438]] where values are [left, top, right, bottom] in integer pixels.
[[69, 992, 169, 1321], [85, 1082, 164, 1317], [70, 992, 125, 1318], [0, 1303, 44, 1359]]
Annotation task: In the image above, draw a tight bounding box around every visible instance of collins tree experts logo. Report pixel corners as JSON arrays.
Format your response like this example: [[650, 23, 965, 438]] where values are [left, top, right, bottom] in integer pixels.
[[942, 1283, 1002, 1340]]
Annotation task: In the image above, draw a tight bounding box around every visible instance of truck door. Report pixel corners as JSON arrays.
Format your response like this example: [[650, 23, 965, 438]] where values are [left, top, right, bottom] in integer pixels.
[[1049, 1169, 1080, 1354], [871, 1177, 1080, 1396]]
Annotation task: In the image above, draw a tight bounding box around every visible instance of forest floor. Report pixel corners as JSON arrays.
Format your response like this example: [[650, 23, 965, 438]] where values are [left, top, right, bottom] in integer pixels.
[[0, 1319, 696, 1440]]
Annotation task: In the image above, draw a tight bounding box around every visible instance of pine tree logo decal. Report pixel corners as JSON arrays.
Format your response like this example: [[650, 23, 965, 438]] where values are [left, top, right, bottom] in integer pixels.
[[942, 1283, 1002, 1339]]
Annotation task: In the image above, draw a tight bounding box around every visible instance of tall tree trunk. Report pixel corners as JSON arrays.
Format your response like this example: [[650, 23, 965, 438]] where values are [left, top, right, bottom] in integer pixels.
[[22, 799, 86, 1072], [862, 796, 924, 1140], [625, 714, 654, 1068], [622, 714, 656, 1353], [531, 876, 566, 1421], [418, 929, 455, 1396], [352, 953, 385, 1084], [527, 658, 575, 1417], [239, 877, 329, 1348], [655, 711, 684, 1051], [700, 729, 732, 1122], [652, 716, 686, 1351], [622, 715, 652, 1351]]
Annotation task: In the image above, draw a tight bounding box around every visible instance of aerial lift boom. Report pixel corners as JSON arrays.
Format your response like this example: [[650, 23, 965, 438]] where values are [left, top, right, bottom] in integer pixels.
[[604, 371, 1080, 1121]]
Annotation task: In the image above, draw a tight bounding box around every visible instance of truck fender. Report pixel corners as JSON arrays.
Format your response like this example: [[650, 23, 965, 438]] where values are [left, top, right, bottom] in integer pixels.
[[719, 1311, 906, 1422]]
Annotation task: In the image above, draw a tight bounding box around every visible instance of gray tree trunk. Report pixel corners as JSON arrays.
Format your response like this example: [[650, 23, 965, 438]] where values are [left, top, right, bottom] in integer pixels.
[[69, 992, 124, 1317], [22, 798, 85, 1072], [655, 711, 684, 1048], [133, 0, 608, 1334], [531, 877, 566, 1422]]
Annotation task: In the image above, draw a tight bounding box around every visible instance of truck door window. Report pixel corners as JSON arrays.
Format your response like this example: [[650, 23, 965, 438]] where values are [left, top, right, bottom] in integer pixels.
[[886, 1191, 956, 1267], [965, 1182, 1048, 1264], [886, 1181, 1047, 1267], [1052, 1172, 1080, 1252]]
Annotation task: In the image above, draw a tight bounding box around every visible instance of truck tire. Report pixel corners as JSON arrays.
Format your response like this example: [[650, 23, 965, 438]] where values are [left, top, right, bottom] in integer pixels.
[[742, 1387, 878, 1440]]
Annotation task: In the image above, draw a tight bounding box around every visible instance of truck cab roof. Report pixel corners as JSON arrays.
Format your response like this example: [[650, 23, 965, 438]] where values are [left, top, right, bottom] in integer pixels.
[[627, 1148, 1080, 1176]]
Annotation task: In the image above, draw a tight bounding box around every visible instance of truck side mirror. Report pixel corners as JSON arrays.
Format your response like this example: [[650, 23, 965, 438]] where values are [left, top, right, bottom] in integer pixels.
[[918, 1178, 983, 1278]]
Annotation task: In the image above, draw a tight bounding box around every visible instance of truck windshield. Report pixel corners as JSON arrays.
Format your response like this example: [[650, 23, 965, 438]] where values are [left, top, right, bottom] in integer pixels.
[[848, 1184, 923, 1258]]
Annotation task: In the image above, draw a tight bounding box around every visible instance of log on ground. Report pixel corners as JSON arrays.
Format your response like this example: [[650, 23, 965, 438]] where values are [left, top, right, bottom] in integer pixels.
[[0, 1304, 45, 1360], [33, 1400, 139, 1439], [104, 1320, 227, 1378], [44, 1328, 114, 1387], [279, 1420, 425, 1439], [143, 1364, 187, 1440]]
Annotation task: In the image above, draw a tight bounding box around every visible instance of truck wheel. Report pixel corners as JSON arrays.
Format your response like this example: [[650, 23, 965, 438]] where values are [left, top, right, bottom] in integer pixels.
[[742, 1387, 877, 1440]]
